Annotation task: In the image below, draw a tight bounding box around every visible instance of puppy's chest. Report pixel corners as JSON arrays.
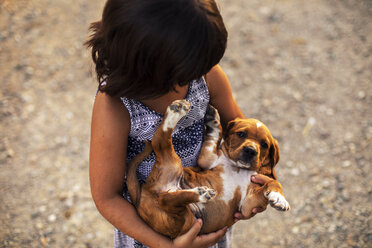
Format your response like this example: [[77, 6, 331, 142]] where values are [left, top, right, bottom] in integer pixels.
[[219, 164, 257, 206]]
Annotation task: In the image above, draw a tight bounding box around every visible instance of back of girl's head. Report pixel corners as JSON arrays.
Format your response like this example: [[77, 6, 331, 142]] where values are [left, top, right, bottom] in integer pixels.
[[86, 0, 227, 100]]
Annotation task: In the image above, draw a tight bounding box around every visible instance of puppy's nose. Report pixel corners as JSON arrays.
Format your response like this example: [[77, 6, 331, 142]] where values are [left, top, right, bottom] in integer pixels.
[[243, 146, 257, 158]]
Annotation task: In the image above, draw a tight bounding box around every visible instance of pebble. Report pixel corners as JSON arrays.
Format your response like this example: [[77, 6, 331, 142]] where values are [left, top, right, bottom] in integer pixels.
[[342, 160, 352, 168], [7, 148, 15, 157], [40, 236, 47, 246], [259, 6, 271, 15], [67, 235, 76, 243], [291, 226, 300, 234], [36, 222, 44, 230], [48, 214, 57, 223], [303, 117, 316, 137], [64, 209, 73, 219], [358, 91, 366, 99], [292, 91, 303, 101], [290, 168, 300, 176], [39, 205, 47, 213], [65, 111, 73, 120]]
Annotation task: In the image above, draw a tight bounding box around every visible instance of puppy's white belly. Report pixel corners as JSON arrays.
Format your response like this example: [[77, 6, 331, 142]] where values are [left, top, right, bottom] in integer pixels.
[[161, 180, 180, 192], [219, 156, 257, 206]]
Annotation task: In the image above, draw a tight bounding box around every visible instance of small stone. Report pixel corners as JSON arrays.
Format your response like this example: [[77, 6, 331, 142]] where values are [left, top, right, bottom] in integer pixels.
[[358, 91, 366, 99], [349, 143, 356, 154], [59, 192, 68, 201], [259, 6, 271, 15], [25, 66, 34, 75], [36, 222, 44, 230], [31, 212, 40, 219], [67, 235, 76, 243], [268, 12, 281, 23], [263, 99, 272, 107], [341, 191, 350, 202], [291, 226, 300, 234], [342, 160, 352, 168], [290, 168, 300, 176], [86, 233, 94, 240], [322, 180, 331, 188], [72, 184, 81, 192], [344, 132, 353, 141], [48, 214, 56, 222], [326, 108, 335, 116], [39, 205, 47, 212], [286, 160, 294, 168], [65, 111, 73, 120], [293, 91, 303, 101], [40, 236, 47, 247], [303, 117, 316, 137], [7, 148, 15, 157], [25, 104, 35, 113], [328, 224, 336, 232], [64, 209, 73, 219]]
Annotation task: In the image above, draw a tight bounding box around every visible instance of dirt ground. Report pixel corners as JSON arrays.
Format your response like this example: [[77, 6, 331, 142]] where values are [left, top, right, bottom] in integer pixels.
[[0, 0, 371, 247]]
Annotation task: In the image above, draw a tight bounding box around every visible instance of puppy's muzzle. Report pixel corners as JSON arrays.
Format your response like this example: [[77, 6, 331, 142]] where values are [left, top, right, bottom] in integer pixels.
[[243, 146, 257, 159], [236, 145, 258, 169]]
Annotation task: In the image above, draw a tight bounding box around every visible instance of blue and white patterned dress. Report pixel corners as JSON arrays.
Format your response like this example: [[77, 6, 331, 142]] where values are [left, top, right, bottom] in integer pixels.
[[114, 78, 231, 248]]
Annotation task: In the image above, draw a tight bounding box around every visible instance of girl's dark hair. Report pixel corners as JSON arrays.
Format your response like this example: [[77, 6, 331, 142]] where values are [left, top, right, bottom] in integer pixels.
[[86, 0, 227, 100]]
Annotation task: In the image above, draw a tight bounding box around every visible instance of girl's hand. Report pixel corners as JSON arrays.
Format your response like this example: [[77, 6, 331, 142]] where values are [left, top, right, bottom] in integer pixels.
[[233, 174, 272, 222], [172, 219, 227, 248]]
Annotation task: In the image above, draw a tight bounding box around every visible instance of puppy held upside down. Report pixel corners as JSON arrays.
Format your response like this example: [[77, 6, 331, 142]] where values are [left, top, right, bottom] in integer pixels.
[[127, 100, 290, 239]]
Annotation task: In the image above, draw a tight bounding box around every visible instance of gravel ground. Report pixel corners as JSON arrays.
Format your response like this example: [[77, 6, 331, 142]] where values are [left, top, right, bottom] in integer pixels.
[[0, 0, 371, 247]]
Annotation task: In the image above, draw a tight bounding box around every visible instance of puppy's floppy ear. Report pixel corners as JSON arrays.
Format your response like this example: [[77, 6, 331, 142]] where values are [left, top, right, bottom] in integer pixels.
[[270, 138, 280, 168], [223, 120, 235, 139], [261, 138, 280, 179]]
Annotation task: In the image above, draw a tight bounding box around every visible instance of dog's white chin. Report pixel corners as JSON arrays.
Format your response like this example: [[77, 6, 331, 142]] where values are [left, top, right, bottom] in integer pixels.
[[236, 161, 252, 169]]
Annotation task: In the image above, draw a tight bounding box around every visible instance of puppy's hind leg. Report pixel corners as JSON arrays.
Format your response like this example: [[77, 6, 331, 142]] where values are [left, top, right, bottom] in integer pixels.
[[152, 100, 191, 158], [157, 187, 216, 238], [158, 187, 216, 214], [198, 105, 222, 169]]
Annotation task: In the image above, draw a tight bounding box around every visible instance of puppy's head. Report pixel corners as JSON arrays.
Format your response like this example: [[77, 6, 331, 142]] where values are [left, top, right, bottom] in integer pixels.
[[223, 118, 279, 179]]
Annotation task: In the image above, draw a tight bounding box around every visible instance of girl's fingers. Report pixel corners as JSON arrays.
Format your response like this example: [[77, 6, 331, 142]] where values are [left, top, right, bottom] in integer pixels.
[[197, 226, 227, 247], [251, 174, 271, 185], [186, 219, 203, 239]]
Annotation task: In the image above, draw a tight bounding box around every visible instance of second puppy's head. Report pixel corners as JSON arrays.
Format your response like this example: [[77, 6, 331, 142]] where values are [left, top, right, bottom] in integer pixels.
[[223, 118, 279, 179]]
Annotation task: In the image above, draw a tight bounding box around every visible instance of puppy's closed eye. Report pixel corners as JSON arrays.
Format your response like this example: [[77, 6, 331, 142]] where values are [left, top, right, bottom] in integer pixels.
[[261, 142, 268, 149], [237, 132, 247, 138]]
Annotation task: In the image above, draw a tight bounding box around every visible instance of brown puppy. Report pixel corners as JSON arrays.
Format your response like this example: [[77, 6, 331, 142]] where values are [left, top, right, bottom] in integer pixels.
[[127, 100, 290, 238]]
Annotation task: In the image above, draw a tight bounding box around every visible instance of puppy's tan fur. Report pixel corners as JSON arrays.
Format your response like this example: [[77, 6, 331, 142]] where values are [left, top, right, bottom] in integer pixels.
[[127, 100, 289, 238]]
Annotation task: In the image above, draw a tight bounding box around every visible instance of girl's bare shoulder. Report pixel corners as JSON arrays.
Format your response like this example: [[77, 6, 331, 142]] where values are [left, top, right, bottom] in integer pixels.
[[92, 91, 130, 138]]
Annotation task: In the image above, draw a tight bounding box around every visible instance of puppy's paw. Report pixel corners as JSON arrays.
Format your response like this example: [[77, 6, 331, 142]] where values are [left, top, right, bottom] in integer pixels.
[[265, 191, 290, 211], [205, 105, 220, 126], [196, 186, 216, 203], [169, 100, 191, 114], [163, 100, 191, 131]]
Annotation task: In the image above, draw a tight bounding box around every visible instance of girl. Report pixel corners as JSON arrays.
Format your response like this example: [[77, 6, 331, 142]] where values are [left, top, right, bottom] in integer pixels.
[[87, 0, 268, 247]]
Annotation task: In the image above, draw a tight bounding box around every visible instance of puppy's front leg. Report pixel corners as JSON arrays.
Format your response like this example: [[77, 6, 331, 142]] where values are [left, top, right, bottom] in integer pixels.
[[198, 105, 222, 169], [263, 181, 290, 211], [241, 179, 290, 218]]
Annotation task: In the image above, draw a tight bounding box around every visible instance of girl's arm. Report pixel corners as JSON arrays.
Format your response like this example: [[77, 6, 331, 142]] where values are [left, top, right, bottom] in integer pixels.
[[205, 64, 245, 128], [89, 92, 226, 248]]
